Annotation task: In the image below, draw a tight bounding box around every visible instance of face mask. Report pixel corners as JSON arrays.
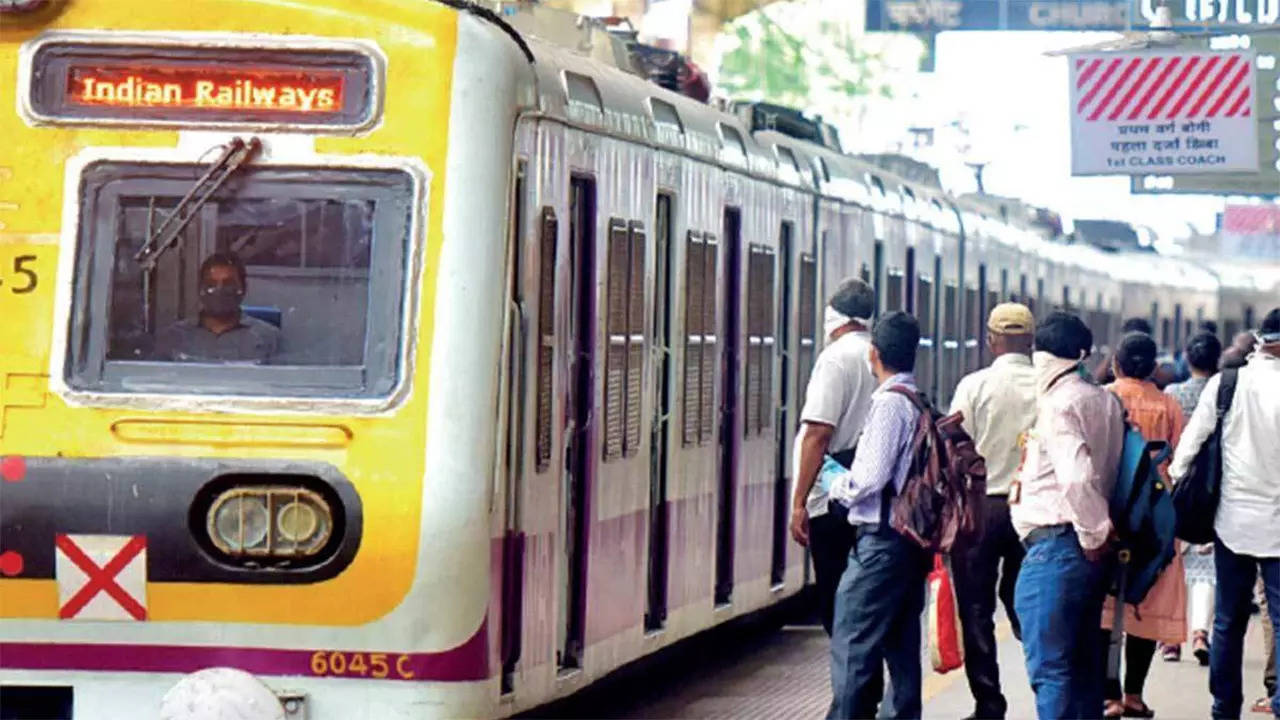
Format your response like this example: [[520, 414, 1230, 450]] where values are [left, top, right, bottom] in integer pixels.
[[200, 286, 243, 316]]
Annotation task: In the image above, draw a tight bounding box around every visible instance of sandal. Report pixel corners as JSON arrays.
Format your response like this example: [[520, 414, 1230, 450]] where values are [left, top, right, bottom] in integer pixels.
[[1192, 632, 1210, 666], [1251, 696, 1274, 714], [1104, 700, 1125, 719], [1123, 700, 1156, 718]]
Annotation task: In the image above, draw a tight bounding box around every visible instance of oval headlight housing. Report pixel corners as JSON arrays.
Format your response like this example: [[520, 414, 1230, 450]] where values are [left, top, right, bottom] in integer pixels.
[[206, 487, 333, 558]]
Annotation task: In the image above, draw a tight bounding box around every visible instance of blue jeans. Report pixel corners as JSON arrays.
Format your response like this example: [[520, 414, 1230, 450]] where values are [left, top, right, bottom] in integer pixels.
[[1209, 539, 1280, 719], [828, 528, 930, 720], [1014, 529, 1109, 720]]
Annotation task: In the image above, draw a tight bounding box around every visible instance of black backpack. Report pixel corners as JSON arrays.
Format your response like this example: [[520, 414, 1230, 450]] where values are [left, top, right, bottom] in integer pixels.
[[1170, 369, 1239, 544]]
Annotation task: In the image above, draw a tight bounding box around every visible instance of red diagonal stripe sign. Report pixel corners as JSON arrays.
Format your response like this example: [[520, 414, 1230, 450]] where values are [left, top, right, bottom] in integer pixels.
[[1069, 49, 1258, 176], [55, 534, 148, 621]]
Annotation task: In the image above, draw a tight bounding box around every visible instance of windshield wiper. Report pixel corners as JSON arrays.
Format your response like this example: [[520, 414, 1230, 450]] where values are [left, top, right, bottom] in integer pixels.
[[134, 136, 262, 271]]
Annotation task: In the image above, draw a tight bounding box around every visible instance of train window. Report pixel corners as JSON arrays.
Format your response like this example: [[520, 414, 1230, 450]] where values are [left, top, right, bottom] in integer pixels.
[[535, 208, 558, 473], [565, 71, 604, 114], [66, 162, 413, 398], [1000, 268, 1009, 300], [1174, 304, 1184, 348], [681, 231, 718, 447], [700, 235, 719, 444], [719, 124, 748, 163], [1161, 318, 1172, 351], [1244, 306, 1256, 330], [915, 275, 933, 334], [1037, 278, 1046, 313], [886, 272, 903, 313], [1062, 285, 1072, 311], [797, 253, 817, 400], [649, 98, 684, 133], [965, 285, 980, 373], [745, 243, 777, 437], [1019, 274, 1028, 304], [873, 241, 884, 312], [776, 146, 801, 175], [859, 263, 871, 284], [682, 232, 705, 447], [601, 220, 647, 460]]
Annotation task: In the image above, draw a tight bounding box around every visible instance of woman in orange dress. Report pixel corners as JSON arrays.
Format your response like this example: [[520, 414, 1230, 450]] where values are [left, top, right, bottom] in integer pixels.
[[1101, 332, 1188, 718]]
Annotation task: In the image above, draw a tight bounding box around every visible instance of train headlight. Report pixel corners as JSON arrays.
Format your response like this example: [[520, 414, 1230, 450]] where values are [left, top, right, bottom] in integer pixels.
[[211, 494, 270, 552], [206, 487, 332, 558]]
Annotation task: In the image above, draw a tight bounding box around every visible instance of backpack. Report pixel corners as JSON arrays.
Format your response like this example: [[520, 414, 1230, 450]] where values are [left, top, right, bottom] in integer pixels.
[[1108, 425, 1177, 606], [885, 387, 988, 553], [1170, 369, 1239, 544]]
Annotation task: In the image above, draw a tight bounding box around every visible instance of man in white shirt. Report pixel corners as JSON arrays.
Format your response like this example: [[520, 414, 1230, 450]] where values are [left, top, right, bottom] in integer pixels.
[[790, 278, 877, 635], [1169, 307, 1280, 720], [948, 303, 1039, 720]]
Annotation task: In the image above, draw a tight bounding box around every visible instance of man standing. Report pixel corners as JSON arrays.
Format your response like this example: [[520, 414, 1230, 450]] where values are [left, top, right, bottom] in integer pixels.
[[1012, 311, 1126, 720], [948, 303, 1038, 720], [1170, 308, 1280, 720], [790, 279, 877, 636], [827, 312, 931, 720]]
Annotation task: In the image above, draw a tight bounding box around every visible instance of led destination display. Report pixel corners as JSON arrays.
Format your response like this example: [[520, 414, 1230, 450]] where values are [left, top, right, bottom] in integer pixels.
[[27, 40, 377, 128]]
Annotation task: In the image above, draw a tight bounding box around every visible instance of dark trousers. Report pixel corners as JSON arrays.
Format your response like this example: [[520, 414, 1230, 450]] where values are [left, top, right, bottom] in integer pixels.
[[1098, 632, 1157, 698], [952, 495, 1025, 719], [828, 528, 930, 720], [811, 511, 857, 636], [1209, 538, 1280, 719]]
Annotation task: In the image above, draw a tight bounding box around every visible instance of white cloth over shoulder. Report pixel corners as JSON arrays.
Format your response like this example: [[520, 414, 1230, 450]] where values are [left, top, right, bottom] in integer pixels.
[[1170, 352, 1280, 558]]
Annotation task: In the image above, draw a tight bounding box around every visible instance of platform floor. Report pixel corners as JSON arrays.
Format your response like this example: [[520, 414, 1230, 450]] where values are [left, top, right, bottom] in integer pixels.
[[551, 615, 1273, 719]]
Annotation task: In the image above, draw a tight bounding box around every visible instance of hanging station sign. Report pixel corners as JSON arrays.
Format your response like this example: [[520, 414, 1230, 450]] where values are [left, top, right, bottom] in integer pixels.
[[865, 0, 1280, 31], [1068, 50, 1259, 175]]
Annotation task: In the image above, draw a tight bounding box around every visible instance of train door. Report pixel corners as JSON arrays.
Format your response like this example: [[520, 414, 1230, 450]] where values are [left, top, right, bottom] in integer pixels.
[[714, 207, 742, 606], [559, 175, 596, 671], [499, 161, 528, 695], [770, 222, 793, 587], [645, 192, 674, 631]]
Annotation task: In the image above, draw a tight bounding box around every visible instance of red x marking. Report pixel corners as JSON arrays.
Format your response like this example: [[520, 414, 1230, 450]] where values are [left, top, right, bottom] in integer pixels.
[[55, 535, 147, 621]]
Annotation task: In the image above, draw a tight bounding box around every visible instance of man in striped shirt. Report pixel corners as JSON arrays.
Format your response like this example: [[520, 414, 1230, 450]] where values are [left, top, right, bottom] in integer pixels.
[[827, 312, 931, 720]]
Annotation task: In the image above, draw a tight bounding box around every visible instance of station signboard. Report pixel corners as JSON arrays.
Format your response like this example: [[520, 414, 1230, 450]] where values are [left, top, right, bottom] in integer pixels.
[[864, 0, 1280, 32], [1069, 50, 1258, 175], [1131, 35, 1280, 196]]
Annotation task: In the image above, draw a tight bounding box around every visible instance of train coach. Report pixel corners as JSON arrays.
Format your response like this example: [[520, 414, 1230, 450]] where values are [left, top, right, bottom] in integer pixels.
[[0, 1, 1263, 718]]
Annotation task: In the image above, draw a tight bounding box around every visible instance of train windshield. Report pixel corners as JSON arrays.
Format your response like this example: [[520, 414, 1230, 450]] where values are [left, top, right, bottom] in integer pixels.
[[65, 160, 415, 399]]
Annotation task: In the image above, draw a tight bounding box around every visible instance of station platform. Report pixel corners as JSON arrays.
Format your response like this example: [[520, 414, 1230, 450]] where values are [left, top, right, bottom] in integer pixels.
[[537, 611, 1274, 719]]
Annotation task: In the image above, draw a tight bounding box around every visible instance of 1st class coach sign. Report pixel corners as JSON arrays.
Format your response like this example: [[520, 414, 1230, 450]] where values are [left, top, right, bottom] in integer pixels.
[[1069, 50, 1258, 175]]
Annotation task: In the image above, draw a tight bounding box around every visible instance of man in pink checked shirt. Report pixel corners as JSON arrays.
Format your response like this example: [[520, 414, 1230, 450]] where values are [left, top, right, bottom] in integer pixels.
[[1010, 311, 1126, 720]]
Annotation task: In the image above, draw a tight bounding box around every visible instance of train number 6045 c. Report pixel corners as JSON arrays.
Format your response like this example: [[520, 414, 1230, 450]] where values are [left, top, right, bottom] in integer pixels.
[[309, 650, 415, 680]]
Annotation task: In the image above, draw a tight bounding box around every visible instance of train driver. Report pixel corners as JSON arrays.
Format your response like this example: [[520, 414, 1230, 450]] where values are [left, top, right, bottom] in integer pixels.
[[154, 252, 280, 364]]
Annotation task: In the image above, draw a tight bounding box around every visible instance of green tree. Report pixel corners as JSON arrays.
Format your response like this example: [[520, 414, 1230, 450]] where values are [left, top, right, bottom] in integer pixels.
[[718, 2, 903, 110]]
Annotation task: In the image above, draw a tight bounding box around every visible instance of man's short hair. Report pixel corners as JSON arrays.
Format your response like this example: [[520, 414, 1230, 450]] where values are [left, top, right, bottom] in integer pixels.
[[1262, 307, 1280, 336], [829, 278, 875, 321], [1121, 317, 1153, 335], [1116, 332, 1158, 379], [872, 311, 920, 373], [1185, 332, 1223, 373], [200, 252, 248, 288], [1198, 320, 1219, 336], [1035, 311, 1093, 360]]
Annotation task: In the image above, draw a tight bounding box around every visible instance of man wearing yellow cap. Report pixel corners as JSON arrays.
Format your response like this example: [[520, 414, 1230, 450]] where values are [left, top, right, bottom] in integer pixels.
[[947, 302, 1039, 720]]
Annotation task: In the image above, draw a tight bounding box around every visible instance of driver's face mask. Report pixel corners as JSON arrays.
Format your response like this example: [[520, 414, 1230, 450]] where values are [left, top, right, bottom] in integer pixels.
[[199, 285, 244, 316]]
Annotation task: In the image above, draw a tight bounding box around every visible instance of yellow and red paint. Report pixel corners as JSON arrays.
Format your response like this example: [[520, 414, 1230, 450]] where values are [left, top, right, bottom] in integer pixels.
[[0, 0, 460, 626]]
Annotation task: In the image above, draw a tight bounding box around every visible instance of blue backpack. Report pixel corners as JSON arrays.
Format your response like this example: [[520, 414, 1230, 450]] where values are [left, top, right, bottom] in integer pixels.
[[1109, 426, 1177, 606]]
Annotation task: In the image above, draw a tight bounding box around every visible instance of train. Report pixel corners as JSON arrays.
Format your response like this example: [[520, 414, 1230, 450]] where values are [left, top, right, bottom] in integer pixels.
[[0, 1, 1274, 718]]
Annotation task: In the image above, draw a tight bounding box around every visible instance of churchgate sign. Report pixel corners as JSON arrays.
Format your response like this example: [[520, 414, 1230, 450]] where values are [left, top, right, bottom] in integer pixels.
[[864, 0, 1280, 31]]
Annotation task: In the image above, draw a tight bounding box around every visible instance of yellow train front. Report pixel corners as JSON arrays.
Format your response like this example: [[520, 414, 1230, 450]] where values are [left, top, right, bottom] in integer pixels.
[[0, 1, 526, 716]]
